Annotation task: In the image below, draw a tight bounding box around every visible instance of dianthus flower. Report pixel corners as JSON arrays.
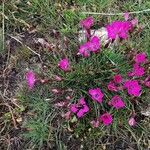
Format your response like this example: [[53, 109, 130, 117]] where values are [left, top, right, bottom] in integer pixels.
[[109, 95, 125, 109], [78, 42, 91, 57], [100, 112, 113, 126], [128, 63, 145, 77], [113, 74, 122, 84], [134, 52, 147, 64], [70, 97, 89, 118], [106, 21, 133, 40], [80, 17, 94, 29], [88, 88, 104, 103], [107, 81, 118, 92], [124, 80, 141, 97], [89, 36, 100, 53], [58, 58, 70, 71], [128, 117, 136, 127], [90, 119, 100, 128], [26, 71, 36, 90], [144, 76, 150, 88]]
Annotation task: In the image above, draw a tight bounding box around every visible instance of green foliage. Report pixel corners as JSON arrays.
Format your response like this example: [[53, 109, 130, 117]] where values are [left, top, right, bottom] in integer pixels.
[[23, 119, 50, 147], [18, 86, 56, 149]]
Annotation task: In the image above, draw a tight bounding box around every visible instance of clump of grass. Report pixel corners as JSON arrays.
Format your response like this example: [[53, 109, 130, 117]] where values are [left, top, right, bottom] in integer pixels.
[[17, 86, 57, 149]]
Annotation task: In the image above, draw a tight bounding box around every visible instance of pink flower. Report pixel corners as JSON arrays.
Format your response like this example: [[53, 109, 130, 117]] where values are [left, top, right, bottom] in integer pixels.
[[131, 18, 138, 27], [70, 97, 89, 118], [58, 58, 70, 71], [62, 111, 71, 120], [26, 71, 36, 89], [51, 89, 59, 94], [124, 80, 141, 97], [134, 52, 147, 64], [100, 113, 113, 126], [80, 17, 94, 29], [90, 119, 100, 128], [128, 117, 136, 127], [109, 95, 125, 109], [124, 12, 129, 21], [54, 101, 66, 107], [113, 74, 122, 84], [144, 76, 150, 88], [78, 42, 91, 57], [107, 81, 118, 92], [89, 36, 100, 53], [54, 75, 62, 81], [106, 21, 133, 40], [66, 96, 71, 100], [88, 88, 104, 103]]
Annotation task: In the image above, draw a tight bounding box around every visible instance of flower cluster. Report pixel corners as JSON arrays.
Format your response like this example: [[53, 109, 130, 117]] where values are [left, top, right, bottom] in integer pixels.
[[128, 52, 147, 77], [25, 16, 149, 129], [106, 21, 133, 40], [78, 36, 101, 57], [106, 13, 138, 40]]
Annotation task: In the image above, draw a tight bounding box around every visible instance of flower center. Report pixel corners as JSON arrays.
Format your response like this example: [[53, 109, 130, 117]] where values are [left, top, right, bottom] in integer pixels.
[[94, 93, 99, 98]]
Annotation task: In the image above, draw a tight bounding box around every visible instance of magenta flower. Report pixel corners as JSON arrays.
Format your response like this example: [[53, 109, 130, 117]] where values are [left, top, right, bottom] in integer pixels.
[[124, 80, 141, 97], [88, 88, 104, 103], [100, 113, 113, 126], [26, 71, 36, 90], [80, 17, 94, 29], [77, 105, 89, 118], [78, 42, 91, 57], [58, 58, 70, 71], [70, 97, 89, 118], [107, 81, 118, 92], [128, 117, 136, 127], [90, 119, 100, 128], [70, 104, 78, 113], [89, 36, 100, 53], [144, 76, 150, 88], [113, 74, 122, 84], [133, 63, 145, 77], [109, 95, 125, 109], [134, 52, 147, 64], [106, 21, 133, 40]]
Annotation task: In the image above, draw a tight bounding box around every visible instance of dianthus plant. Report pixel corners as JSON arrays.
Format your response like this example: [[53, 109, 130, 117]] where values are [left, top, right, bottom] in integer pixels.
[[25, 15, 149, 136]]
